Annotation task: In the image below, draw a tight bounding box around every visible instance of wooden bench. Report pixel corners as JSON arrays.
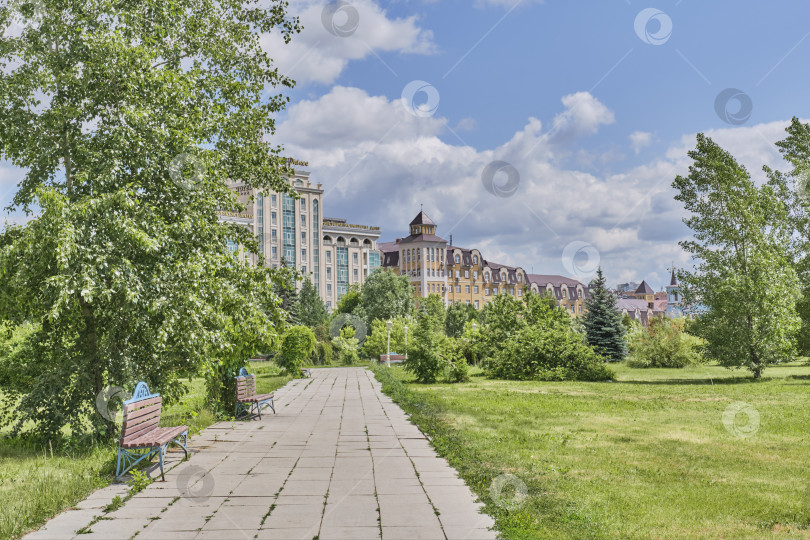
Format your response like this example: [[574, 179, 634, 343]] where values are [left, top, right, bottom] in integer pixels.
[[235, 368, 276, 420], [115, 382, 188, 481]]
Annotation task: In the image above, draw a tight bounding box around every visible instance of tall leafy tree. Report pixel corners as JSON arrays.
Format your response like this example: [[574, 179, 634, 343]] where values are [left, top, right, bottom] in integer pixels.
[[0, 0, 301, 437], [444, 302, 468, 338], [673, 133, 800, 378], [772, 118, 810, 355], [299, 278, 328, 328], [421, 293, 445, 334], [361, 269, 413, 329], [582, 268, 627, 362]]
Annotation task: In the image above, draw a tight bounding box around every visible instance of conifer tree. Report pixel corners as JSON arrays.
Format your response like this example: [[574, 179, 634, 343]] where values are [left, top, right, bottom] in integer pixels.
[[299, 278, 328, 328], [582, 267, 627, 362]]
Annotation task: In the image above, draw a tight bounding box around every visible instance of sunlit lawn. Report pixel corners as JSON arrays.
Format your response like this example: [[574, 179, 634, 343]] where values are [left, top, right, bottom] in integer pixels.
[[375, 362, 810, 539], [0, 360, 293, 539]]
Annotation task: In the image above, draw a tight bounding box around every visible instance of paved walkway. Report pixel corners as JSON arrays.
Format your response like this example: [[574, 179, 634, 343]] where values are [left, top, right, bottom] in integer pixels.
[[26, 368, 495, 540]]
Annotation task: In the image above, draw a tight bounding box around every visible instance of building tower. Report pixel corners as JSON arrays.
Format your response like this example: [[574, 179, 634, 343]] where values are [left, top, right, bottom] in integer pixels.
[[398, 211, 448, 304], [665, 267, 683, 317]]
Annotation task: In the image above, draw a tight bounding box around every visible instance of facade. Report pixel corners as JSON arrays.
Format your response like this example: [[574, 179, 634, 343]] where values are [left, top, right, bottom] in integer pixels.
[[379, 211, 589, 314], [617, 280, 666, 326], [220, 165, 381, 308], [321, 218, 382, 310]]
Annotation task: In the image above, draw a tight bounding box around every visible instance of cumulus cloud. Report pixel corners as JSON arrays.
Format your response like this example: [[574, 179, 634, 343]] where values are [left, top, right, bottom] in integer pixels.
[[261, 0, 435, 85], [275, 89, 801, 289], [629, 131, 653, 154]]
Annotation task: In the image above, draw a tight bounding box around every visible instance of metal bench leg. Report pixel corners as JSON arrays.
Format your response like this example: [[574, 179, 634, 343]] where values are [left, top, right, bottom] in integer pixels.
[[115, 447, 124, 480]]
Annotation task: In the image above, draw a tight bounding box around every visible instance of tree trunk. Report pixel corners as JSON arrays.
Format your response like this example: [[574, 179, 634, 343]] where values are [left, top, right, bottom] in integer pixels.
[[79, 296, 113, 438]]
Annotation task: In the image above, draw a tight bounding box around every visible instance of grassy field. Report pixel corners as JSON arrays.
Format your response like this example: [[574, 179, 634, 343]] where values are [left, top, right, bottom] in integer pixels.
[[0, 361, 292, 540], [373, 362, 810, 539]]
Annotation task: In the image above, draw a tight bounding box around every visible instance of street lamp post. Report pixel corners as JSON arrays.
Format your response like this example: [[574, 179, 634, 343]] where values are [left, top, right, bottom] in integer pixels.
[[386, 319, 392, 367], [404, 325, 409, 361]]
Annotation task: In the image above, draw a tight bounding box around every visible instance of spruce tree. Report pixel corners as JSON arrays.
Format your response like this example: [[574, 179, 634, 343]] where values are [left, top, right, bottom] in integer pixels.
[[582, 267, 627, 362]]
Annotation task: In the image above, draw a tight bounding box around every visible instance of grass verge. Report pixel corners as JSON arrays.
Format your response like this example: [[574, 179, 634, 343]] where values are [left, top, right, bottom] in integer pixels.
[[371, 362, 810, 539]]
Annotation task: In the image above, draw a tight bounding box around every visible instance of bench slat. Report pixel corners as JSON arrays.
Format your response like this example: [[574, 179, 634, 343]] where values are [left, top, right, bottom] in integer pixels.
[[123, 402, 162, 425], [123, 416, 161, 442], [124, 396, 161, 414]]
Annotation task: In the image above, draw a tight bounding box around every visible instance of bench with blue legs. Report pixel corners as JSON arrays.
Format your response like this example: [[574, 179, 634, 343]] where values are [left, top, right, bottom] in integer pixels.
[[235, 367, 276, 420], [115, 381, 188, 481]]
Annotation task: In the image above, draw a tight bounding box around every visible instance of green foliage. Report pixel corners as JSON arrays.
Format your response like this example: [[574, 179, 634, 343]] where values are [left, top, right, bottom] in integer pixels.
[[275, 269, 301, 325], [126, 470, 152, 494], [0, 0, 300, 437], [421, 293, 446, 333], [627, 316, 703, 368], [673, 133, 801, 378], [478, 294, 526, 369], [582, 268, 627, 362], [336, 287, 362, 315], [440, 337, 470, 383], [331, 332, 360, 366], [444, 302, 468, 338], [361, 269, 413, 327], [404, 310, 443, 383], [310, 341, 334, 366], [361, 317, 411, 361], [298, 278, 327, 328], [278, 326, 316, 376]]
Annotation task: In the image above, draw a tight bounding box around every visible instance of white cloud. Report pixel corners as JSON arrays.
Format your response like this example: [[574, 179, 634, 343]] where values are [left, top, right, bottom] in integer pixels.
[[273, 89, 803, 287], [629, 131, 653, 154], [261, 0, 435, 86]]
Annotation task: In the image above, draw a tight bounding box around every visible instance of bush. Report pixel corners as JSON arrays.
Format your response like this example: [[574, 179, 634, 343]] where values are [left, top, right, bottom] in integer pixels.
[[405, 311, 443, 383], [332, 325, 360, 366], [627, 316, 702, 368], [490, 322, 614, 382], [439, 337, 470, 383], [277, 326, 316, 375], [310, 341, 334, 366]]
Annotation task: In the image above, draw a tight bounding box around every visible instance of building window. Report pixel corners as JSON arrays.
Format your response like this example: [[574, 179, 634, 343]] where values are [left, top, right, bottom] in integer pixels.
[[271, 229, 277, 240], [465, 285, 470, 293], [326, 267, 332, 279], [301, 231, 306, 242], [300, 199, 306, 211], [326, 250, 331, 263], [518, 288, 523, 296], [493, 287, 498, 294], [474, 286, 479, 294], [302, 248, 307, 258], [466, 300, 470, 305], [353, 268, 358, 280], [353, 253, 358, 264], [579, 305, 583, 314], [271, 246, 277, 258], [302, 266, 307, 274], [485, 288, 489, 295], [300, 214, 306, 227], [464, 270, 469, 278], [455, 254, 460, 264], [271, 194, 277, 207], [327, 283, 332, 293], [271, 211, 277, 225], [563, 289, 567, 298], [455, 285, 461, 293], [455, 270, 460, 278], [473, 255, 478, 264], [474, 271, 478, 280], [474, 300, 479, 309]]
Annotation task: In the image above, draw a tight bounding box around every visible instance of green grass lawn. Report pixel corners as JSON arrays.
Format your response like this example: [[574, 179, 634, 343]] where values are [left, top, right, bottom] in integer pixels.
[[373, 362, 810, 539], [0, 361, 293, 540]]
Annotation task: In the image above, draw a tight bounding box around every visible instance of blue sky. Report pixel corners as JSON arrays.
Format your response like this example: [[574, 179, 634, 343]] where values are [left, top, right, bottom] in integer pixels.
[[3, 0, 810, 289]]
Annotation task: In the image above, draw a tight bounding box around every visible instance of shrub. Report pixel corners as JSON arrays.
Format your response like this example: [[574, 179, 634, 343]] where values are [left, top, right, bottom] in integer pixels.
[[490, 323, 614, 381], [332, 326, 360, 366], [277, 326, 316, 375], [439, 337, 470, 383], [405, 311, 443, 383], [309, 341, 334, 366], [627, 316, 702, 368]]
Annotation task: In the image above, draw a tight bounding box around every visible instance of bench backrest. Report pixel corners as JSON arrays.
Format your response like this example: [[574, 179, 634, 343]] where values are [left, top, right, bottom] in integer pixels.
[[121, 382, 162, 444], [236, 375, 256, 401]]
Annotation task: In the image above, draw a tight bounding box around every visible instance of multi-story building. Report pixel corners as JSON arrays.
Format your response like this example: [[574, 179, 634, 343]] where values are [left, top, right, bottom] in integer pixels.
[[221, 163, 381, 308], [321, 218, 382, 310], [379, 211, 589, 315]]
